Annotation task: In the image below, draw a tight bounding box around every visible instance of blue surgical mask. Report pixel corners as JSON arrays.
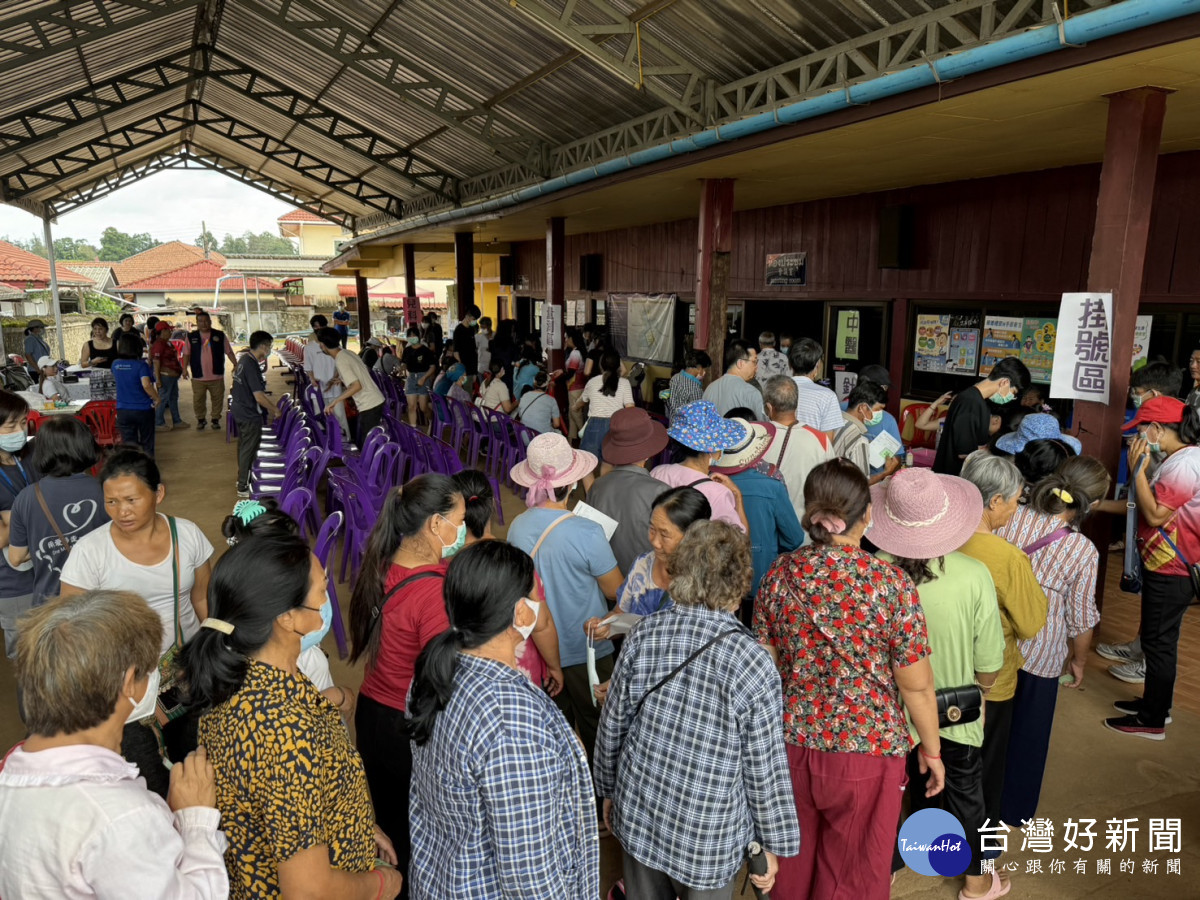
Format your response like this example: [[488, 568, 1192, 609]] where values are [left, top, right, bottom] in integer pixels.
[[300, 599, 332, 653], [439, 516, 467, 558], [0, 432, 27, 453]]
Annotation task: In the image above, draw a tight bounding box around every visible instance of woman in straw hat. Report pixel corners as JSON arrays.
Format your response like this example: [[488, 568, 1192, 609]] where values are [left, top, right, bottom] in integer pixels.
[[755, 458, 944, 900], [871, 467, 1005, 900]]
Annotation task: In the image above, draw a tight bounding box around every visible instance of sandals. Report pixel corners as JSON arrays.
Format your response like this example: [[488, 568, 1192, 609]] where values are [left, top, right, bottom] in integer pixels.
[[958, 870, 1012, 900]]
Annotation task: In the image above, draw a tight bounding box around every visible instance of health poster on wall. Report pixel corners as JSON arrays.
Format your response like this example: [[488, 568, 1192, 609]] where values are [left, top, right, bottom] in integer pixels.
[[979, 316, 1023, 376], [945, 313, 981, 376], [914, 314, 950, 372], [836, 309, 860, 360], [1020, 317, 1057, 384], [1132, 315, 1153, 369]]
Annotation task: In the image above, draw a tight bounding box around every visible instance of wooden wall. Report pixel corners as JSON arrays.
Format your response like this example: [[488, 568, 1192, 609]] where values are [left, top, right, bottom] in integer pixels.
[[511, 149, 1200, 307]]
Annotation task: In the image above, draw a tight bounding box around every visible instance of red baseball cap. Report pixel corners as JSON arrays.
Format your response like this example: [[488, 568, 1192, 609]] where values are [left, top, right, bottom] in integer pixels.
[[155, 321, 173, 333], [1123, 395, 1186, 432]]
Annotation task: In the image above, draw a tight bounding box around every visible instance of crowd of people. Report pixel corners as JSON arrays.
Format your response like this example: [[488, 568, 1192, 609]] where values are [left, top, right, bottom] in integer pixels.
[[0, 315, 1197, 900]]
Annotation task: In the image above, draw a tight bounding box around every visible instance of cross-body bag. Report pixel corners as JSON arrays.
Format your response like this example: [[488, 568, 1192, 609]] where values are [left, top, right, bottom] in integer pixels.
[[516, 390, 552, 424], [1120, 455, 1146, 594], [1154, 526, 1200, 599], [635, 628, 743, 714], [371, 570, 446, 626], [155, 517, 189, 724], [34, 484, 72, 562], [1022, 527, 1071, 556]]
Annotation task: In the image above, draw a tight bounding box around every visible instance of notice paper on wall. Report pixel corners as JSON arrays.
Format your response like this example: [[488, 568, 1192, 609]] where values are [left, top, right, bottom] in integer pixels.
[[542, 302, 563, 350], [1132, 315, 1153, 370], [834, 370, 857, 400], [868, 430, 902, 470], [573, 501, 619, 541], [1049, 292, 1113, 404], [836, 309, 860, 360]]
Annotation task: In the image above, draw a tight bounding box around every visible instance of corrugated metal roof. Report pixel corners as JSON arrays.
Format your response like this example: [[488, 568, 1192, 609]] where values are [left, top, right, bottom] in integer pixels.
[[0, 0, 1128, 227]]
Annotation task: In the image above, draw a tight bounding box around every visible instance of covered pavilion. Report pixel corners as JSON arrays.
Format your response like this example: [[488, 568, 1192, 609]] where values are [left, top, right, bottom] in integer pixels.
[[2, 1, 1199, 896]]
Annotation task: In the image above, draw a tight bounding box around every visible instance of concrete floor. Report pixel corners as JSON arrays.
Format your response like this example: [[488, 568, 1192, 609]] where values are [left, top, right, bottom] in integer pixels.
[[1, 362, 1197, 898]]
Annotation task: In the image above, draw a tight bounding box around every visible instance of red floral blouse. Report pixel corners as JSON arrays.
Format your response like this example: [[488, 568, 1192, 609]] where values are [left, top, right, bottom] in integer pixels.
[[754, 544, 930, 757]]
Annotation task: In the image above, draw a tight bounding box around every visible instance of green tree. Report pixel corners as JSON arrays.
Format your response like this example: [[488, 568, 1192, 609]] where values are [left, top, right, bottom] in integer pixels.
[[196, 230, 219, 254], [1, 234, 100, 260], [99, 227, 160, 261], [219, 232, 248, 255], [219, 230, 296, 256]]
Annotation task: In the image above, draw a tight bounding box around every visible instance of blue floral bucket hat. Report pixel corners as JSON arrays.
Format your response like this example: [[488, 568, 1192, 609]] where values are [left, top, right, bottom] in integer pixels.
[[666, 400, 748, 453], [994, 412, 1081, 455]]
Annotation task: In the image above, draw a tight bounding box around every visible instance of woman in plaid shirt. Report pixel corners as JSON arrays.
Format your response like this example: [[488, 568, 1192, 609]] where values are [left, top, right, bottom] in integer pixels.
[[405, 540, 598, 899]]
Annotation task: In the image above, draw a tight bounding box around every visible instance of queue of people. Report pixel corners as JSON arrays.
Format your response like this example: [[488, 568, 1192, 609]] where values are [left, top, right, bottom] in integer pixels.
[[1, 322, 1198, 900]]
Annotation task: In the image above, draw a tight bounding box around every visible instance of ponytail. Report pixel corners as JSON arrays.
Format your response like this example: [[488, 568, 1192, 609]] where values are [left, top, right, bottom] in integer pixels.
[[600, 349, 621, 397], [348, 474, 461, 666], [181, 533, 312, 711], [405, 541, 534, 745], [1031, 456, 1109, 526]]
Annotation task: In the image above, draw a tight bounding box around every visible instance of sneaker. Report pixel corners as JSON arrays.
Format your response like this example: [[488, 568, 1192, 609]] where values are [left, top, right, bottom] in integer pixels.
[[1109, 659, 1146, 684], [211, 418, 221, 430], [1096, 637, 1142, 662], [196, 421, 207, 431], [173, 421, 191, 429], [155, 424, 172, 432], [236, 485, 250, 498], [1113, 699, 1171, 724], [1103, 714, 1165, 741]]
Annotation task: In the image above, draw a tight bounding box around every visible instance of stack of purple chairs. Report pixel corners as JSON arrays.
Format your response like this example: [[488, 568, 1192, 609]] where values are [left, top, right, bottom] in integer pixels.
[[311, 510, 349, 658], [428, 392, 454, 444]]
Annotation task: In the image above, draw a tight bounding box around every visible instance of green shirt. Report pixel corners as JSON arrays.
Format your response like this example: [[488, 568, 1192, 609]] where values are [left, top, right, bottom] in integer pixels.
[[880, 550, 1005, 747]]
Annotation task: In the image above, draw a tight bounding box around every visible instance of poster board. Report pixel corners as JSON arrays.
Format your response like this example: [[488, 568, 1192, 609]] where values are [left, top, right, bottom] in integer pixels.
[[1019, 317, 1057, 384], [979, 316, 1023, 376], [1132, 315, 1153, 369], [1050, 292, 1112, 404], [541, 302, 562, 351], [914, 314, 950, 372], [605, 293, 675, 364]]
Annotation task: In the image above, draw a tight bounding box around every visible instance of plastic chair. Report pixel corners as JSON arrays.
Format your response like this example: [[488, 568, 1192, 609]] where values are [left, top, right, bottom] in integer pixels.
[[311, 511, 348, 659], [899, 403, 936, 449], [428, 391, 454, 444], [279, 486, 316, 539], [78, 400, 118, 447]]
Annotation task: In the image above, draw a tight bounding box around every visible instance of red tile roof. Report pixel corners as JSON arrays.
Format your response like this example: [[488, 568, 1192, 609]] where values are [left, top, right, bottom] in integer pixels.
[[278, 208, 336, 224], [0, 239, 92, 288], [118, 259, 282, 293], [110, 241, 226, 286]]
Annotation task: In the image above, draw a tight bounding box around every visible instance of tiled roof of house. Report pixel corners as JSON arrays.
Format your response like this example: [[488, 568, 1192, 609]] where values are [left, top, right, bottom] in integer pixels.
[[0, 240, 92, 288], [109, 241, 226, 286], [277, 208, 336, 224], [58, 263, 116, 289], [118, 258, 282, 292]]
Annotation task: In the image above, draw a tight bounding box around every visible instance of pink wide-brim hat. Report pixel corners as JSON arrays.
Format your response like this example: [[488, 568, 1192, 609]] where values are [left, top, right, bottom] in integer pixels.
[[868, 467, 982, 560], [511, 432, 597, 504]]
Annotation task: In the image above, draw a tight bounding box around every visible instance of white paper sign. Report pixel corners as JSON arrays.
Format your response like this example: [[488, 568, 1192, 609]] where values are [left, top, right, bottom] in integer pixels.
[[1049, 292, 1113, 404], [1132, 315, 1153, 369], [573, 501, 618, 541], [834, 370, 857, 400], [542, 302, 563, 351]]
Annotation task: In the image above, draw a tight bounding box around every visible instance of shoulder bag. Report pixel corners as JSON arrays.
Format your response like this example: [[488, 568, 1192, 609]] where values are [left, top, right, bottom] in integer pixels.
[[1022, 527, 1071, 556], [155, 517, 189, 723], [1155, 526, 1200, 599], [34, 483, 72, 561], [635, 628, 743, 714], [370, 570, 446, 626], [935, 685, 983, 729]]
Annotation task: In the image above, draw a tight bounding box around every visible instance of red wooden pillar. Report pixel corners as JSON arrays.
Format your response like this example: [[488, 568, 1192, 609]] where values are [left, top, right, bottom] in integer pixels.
[[546, 216, 566, 372], [1075, 88, 1169, 467], [1075, 87, 1168, 600], [354, 271, 370, 345], [694, 179, 734, 379], [887, 298, 909, 416], [454, 231, 474, 321], [403, 243, 417, 302]]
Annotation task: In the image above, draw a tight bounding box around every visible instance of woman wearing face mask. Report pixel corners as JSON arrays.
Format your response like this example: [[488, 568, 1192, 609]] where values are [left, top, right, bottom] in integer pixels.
[[402, 327, 436, 428], [0, 391, 40, 660], [0, 590, 227, 898], [650, 400, 749, 532], [347, 473, 465, 892], [405, 540, 599, 899], [1105, 397, 1200, 741], [183, 533, 402, 900], [59, 448, 214, 799]]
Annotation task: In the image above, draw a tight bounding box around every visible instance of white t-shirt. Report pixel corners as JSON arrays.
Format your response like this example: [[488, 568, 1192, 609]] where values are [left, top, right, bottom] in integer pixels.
[[60, 515, 214, 653], [298, 646, 334, 691], [334, 349, 385, 412], [480, 378, 511, 411], [581, 374, 634, 419], [303, 339, 341, 398]]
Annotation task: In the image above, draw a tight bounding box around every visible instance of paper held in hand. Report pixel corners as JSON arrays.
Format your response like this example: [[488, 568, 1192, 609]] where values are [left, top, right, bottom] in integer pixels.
[[599, 612, 642, 636], [868, 430, 902, 470], [572, 501, 619, 541]]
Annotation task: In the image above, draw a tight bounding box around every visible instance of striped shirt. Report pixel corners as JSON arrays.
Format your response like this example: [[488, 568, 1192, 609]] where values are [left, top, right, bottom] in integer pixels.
[[666, 371, 703, 422], [793, 376, 845, 432], [997, 505, 1100, 679], [580, 374, 634, 419]]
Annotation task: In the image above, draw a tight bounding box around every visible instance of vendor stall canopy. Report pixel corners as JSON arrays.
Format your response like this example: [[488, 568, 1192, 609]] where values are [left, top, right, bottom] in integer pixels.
[[0, 0, 1128, 232]]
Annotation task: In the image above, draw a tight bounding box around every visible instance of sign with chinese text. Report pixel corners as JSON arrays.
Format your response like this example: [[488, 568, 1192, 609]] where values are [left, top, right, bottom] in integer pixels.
[[765, 252, 807, 286], [836, 309, 860, 360], [980, 316, 1023, 376], [1132, 315, 1153, 370], [541, 301, 562, 351], [914, 314, 950, 372], [1050, 292, 1112, 403], [946, 313, 981, 376], [404, 293, 422, 328], [1021, 317, 1058, 385]]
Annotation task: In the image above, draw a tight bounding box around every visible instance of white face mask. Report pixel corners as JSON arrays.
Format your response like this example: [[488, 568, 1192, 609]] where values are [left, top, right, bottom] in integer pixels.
[[126, 668, 160, 723], [514, 598, 540, 641]]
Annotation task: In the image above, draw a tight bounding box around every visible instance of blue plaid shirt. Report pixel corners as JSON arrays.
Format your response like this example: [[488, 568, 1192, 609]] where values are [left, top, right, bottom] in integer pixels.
[[594, 605, 800, 889], [408, 654, 598, 899]]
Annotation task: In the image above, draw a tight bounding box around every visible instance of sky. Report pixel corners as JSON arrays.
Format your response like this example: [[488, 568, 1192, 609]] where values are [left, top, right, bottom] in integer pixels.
[[0, 169, 296, 251]]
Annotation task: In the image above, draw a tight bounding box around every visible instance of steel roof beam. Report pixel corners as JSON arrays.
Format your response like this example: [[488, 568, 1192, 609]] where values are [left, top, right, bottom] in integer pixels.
[[191, 105, 403, 217], [505, 0, 712, 124], [182, 0, 229, 145], [0, 0, 201, 65], [204, 53, 460, 201], [2, 108, 192, 196], [237, 0, 544, 169], [48, 152, 192, 217], [0, 54, 198, 157]]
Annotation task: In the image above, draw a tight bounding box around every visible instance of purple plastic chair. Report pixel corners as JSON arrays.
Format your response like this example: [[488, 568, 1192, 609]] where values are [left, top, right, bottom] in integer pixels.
[[279, 486, 316, 540], [428, 392, 454, 444], [311, 510, 348, 659]]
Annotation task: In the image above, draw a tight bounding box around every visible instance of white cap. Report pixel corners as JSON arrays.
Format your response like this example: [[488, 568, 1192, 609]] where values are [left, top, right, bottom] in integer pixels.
[[37, 356, 58, 369]]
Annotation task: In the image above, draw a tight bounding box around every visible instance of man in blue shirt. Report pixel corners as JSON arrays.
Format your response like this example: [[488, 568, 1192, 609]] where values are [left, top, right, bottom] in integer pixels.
[[840, 364, 905, 477], [332, 301, 350, 349]]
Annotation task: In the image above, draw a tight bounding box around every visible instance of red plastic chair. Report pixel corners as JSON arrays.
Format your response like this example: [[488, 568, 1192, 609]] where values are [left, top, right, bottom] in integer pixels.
[[78, 400, 118, 447], [899, 403, 940, 449], [25, 409, 45, 436]]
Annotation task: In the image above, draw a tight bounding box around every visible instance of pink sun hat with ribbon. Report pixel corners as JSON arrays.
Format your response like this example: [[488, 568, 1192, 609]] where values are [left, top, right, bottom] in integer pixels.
[[868, 467, 982, 560], [510, 432, 597, 507]]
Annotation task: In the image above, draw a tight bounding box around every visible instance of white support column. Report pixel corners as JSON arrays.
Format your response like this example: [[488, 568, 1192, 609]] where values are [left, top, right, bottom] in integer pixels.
[[42, 215, 66, 358]]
